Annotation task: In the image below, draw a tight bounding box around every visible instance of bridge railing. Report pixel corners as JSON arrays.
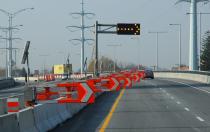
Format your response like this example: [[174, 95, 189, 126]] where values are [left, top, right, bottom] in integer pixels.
[[154, 70, 210, 84]]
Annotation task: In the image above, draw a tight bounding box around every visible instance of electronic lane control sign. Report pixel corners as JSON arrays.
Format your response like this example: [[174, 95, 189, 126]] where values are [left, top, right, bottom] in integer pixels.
[[117, 23, 140, 35]]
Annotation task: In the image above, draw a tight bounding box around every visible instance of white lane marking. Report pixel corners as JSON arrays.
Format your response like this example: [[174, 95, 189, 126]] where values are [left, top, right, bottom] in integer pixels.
[[166, 93, 170, 96], [165, 79, 210, 94], [176, 101, 181, 104], [170, 96, 174, 100], [184, 107, 190, 111], [196, 116, 205, 122], [160, 88, 162, 90]]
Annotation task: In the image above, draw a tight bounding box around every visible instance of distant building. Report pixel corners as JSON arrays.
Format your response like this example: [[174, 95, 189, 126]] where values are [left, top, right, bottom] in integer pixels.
[[34, 70, 39, 76], [53, 64, 72, 74], [171, 65, 189, 71]]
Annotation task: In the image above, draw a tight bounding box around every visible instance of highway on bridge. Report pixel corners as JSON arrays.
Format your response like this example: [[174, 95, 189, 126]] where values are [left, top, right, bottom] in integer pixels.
[[51, 78, 210, 132]]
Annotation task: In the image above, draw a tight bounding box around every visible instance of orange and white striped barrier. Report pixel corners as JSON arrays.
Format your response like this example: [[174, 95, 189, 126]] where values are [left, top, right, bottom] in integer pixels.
[[7, 98, 20, 113], [57, 81, 95, 104]]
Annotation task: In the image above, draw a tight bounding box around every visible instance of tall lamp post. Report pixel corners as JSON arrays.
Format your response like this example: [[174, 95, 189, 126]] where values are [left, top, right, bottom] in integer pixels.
[[186, 12, 210, 70], [177, 0, 209, 70], [148, 31, 167, 70], [0, 8, 34, 78], [169, 24, 182, 70]]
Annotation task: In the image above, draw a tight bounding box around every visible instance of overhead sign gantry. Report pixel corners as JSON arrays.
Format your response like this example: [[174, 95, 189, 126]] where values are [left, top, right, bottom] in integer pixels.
[[94, 21, 141, 76]]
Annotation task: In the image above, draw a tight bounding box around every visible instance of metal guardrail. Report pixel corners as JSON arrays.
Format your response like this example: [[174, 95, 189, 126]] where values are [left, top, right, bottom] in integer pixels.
[[0, 78, 13, 81], [0, 78, 16, 89]]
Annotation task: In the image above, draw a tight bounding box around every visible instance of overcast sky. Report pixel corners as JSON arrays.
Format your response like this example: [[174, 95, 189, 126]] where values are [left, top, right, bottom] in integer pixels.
[[0, 0, 210, 72]]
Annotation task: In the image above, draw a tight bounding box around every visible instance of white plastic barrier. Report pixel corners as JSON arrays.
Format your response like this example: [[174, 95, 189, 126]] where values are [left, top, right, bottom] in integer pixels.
[[17, 107, 38, 132], [0, 98, 7, 115], [33, 104, 52, 132], [0, 113, 20, 132]]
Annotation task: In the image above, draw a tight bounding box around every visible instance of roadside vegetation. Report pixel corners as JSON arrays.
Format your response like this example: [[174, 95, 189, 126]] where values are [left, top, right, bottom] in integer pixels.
[[201, 30, 210, 71]]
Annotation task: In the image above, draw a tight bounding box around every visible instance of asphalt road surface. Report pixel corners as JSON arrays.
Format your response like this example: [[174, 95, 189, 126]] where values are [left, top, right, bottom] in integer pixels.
[[51, 78, 210, 132]]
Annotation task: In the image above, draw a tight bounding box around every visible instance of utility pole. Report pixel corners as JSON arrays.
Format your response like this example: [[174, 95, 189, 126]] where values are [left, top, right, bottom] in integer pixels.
[[177, 0, 209, 70], [67, 0, 95, 74], [0, 25, 22, 77], [0, 47, 19, 77], [2, 30, 8, 78], [0, 8, 34, 77], [148, 31, 167, 70]]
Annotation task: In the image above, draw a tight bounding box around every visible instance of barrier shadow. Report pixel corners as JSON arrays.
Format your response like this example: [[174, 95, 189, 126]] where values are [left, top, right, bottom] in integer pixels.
[[50, 91, 120, 132]]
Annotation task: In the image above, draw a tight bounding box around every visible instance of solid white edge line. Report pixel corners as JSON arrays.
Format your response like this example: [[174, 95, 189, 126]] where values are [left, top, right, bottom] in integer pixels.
[[196, 116, 205, 122], [184, 107, 190, 111], [176, 101, 181, 104], [163, 79, 210, 94]]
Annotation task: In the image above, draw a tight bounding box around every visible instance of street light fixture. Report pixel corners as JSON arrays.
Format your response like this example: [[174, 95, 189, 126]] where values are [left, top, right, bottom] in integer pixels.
[[148, 31, 167, 70], [169, 24, 182, 70], [0, 8, 34, 78]]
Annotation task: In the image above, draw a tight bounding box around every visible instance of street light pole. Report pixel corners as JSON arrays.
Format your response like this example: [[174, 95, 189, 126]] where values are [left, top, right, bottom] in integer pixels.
[[0, 8, 34, 78], [169, 24, 182, 70], [148, 31, 167, 70]]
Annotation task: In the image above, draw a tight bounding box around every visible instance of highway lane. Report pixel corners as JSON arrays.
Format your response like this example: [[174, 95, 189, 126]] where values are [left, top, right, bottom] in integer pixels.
[[51, 78, 210, 132]]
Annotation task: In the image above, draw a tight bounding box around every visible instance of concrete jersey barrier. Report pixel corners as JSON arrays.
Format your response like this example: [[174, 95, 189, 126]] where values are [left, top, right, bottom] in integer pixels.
[[154, 71, 210, 84], [0, 113, 20, 132], [0, 76, 106, 132], [17, 107, 38, 132], [33, 104, 52, 132]]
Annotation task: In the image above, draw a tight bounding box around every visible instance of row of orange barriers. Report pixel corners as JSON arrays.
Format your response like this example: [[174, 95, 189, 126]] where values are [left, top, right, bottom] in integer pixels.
[[35, 70, 145, 104], [7, 70, 145, 112]]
